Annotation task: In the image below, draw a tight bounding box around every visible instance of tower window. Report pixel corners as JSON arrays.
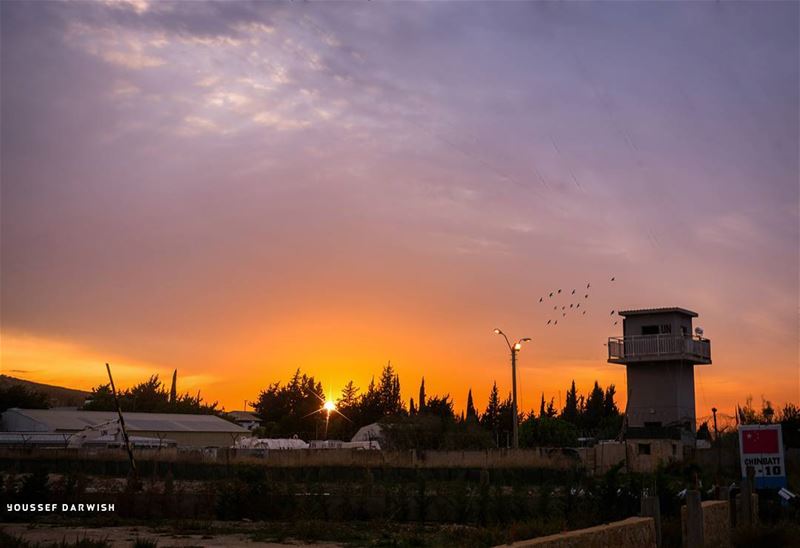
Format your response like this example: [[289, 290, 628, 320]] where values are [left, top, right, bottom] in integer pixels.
[[641, 325, 659, 335], [638, 443, 651, 455]]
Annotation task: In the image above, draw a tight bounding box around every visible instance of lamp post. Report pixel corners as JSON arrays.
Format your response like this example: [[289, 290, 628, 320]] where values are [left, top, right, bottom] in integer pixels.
[[494, 329, 531, 449]]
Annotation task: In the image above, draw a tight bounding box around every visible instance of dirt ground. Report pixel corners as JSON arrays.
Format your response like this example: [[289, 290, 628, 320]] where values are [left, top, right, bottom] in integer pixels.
[[1, 523, 344, 547]]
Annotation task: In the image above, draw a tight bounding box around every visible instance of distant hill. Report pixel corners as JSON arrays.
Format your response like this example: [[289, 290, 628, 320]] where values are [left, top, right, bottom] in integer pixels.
[[0, 375, 90, 408]]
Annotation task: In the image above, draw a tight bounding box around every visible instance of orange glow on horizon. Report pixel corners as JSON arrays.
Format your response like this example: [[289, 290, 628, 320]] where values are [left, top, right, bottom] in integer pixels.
[[2, 316, 797, 425]]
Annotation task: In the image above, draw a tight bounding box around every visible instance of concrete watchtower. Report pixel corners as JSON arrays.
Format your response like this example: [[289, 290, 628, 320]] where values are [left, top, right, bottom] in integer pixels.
[[607, 308, 711, 442]]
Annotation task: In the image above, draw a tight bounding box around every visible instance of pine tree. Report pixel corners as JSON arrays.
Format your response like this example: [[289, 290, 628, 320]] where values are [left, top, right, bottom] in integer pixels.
[[409, 397, 416, 415], [339, 381, 360, 408], [545, 398, 557, 418], [378, 362, 403, 415], [480, 382, 501, 434], [603, 385, 619, 416], [539, 393, 546, 418], [585, 381, 605, 429], [498, 393, 515, 442], [418, 377, 426, 412], [466, 389, 477, 421]]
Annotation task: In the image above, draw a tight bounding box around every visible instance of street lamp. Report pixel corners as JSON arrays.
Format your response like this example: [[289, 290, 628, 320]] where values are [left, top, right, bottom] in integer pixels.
[[494, 328, 531, 449]]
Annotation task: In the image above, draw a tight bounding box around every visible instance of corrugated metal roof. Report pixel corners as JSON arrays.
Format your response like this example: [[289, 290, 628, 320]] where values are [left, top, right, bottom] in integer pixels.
[[228, 411, 261, 422], [617, 307, 698, 318], [3, 408, 247, 433]]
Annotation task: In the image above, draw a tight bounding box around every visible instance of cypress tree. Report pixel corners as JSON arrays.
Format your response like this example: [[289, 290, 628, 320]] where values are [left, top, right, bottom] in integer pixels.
[[562, 380, 579, 423], [466, 388, 477, 420]]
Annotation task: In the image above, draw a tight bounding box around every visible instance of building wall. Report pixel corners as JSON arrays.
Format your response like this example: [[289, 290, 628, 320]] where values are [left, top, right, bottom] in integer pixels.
[[627, 439, 683, 473], [1, 410, 50, 432], [622, 311, 693, 338], [626, 361, 696, 431], [576, 440, 683, 475]]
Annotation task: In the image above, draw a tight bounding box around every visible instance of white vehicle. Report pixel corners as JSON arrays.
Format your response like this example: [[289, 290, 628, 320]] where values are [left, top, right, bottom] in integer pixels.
[[67, 418, 123, 448]]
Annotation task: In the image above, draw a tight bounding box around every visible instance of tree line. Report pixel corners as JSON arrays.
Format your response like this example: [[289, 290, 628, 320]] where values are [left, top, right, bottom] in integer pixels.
[[252, 363, 623, 449], [81, 374, 219, 414], [7, 364, 796, 450]]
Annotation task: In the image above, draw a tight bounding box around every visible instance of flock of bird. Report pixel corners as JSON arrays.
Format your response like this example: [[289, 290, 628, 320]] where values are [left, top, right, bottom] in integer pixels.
[[539, 276, 619, 327]]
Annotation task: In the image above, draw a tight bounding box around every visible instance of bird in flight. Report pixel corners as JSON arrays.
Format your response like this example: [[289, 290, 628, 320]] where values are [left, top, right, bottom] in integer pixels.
[[546, 319, 552, 325], [557, 289, 562, 294], [611, 276, 616, 282], [586, 283, 591, 289], [554, 320, 558, 325], [549, 292, 554, 298], [585, 294, 589, 298], [576, 303, 580, 308], [610, 310, 615, 316], [539, 297, 543, 303], [571, 289, 576, 295], [582, 311, 587, 315], [614, 320, 618, 325]]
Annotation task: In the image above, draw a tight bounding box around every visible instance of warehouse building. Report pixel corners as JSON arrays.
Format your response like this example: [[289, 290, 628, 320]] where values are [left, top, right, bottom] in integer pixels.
[[1, 408, 249, 448]]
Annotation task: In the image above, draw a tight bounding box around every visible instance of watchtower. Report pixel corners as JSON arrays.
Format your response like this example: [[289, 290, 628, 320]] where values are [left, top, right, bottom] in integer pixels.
[[607, 308, 711, 442]]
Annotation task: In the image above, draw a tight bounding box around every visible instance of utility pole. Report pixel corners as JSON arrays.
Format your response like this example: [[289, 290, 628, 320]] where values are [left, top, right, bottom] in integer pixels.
[[712, 406, 720, 475], [511, 343, 519, 449], [711, 407, 719, 440]]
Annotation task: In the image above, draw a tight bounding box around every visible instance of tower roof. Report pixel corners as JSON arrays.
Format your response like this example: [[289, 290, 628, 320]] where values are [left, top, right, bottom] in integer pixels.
[[617, 307, 698, 318]]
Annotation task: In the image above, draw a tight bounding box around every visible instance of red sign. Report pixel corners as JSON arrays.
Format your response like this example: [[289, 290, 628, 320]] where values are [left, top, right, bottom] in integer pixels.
[[739, 424, 786, 489], [741, 428, 779, 454]]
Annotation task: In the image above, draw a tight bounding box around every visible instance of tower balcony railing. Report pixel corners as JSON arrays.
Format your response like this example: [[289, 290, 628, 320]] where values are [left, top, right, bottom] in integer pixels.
[[607, 334, 711, 364]]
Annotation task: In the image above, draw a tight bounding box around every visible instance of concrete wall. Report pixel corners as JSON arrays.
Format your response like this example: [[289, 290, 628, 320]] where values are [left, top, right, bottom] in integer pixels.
[[734, 493, 758, 526], [681, 500, 731, 548], [497, 517, 657, 548]]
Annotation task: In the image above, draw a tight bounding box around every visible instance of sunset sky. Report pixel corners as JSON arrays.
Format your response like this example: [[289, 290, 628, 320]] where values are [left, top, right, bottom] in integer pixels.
[[1, 1, 798, 423]]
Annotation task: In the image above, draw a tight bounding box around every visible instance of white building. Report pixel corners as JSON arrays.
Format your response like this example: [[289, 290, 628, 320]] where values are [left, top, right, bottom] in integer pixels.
[[228, 411, 263, 431], [1, 408, 249, 448]]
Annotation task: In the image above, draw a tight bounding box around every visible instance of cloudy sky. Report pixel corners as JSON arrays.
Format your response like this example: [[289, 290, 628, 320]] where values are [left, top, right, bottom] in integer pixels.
[[1, 0, 797, 419]]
